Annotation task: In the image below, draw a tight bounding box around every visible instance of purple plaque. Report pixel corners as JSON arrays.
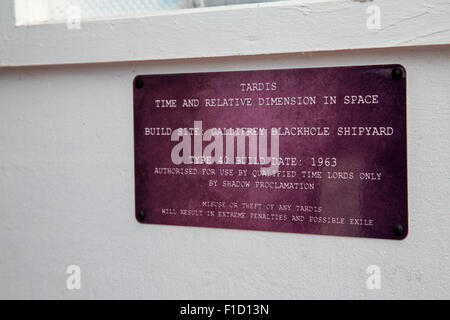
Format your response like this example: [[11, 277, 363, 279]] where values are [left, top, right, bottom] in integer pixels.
[[133, 65, 407, 240]]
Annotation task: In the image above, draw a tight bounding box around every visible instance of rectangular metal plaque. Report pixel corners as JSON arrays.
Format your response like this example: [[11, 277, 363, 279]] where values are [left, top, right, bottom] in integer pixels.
[[133, 65, 407, 240]]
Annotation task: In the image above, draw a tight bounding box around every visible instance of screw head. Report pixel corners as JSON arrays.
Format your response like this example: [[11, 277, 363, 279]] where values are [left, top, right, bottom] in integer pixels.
[[394, 223, 404, 236], [137, 210, 146, 221], [135, 78, 144, 89], [391, 67, 403, 80]]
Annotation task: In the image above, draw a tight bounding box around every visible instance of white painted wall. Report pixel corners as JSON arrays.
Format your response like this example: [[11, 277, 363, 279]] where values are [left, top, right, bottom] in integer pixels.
[[1, 45, 449, 299]]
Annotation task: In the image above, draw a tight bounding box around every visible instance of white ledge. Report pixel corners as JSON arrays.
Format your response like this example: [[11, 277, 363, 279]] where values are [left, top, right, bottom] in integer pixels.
[[1, 0, 450, 67]]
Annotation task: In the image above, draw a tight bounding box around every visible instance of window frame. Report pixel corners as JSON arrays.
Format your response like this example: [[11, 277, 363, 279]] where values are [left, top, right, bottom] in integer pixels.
[[1, 0, 449, 67]]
